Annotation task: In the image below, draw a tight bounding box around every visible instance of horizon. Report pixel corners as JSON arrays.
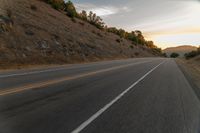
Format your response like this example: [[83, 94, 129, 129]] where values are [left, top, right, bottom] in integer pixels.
[[1, 1, 200, 132], [70, 0, 200, 49]]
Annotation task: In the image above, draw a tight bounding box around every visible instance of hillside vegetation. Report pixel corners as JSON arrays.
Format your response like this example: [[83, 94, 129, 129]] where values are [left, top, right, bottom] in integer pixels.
[[0, 0, 162, 69], [184, 47, 200, 59], [163, 45, 197, 58], [176, 46, 200, 91]]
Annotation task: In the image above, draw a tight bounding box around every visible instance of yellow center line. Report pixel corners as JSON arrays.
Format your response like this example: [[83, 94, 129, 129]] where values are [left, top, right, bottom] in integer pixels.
[[0, 61, 152, 96]]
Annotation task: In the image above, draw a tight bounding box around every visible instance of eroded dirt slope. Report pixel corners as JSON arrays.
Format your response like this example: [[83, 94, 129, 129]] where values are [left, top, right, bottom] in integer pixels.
[[0, 0, 156, 69]]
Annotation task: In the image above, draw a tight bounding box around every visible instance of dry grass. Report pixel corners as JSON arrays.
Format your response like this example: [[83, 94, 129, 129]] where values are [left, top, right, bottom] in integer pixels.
[[0, 0, 155, 70], [176, 58, 200, 88]]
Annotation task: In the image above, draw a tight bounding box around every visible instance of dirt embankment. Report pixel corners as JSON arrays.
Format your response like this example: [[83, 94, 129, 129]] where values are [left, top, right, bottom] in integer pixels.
[[176, 57, 200, 99], [0, 0, 158, 69]]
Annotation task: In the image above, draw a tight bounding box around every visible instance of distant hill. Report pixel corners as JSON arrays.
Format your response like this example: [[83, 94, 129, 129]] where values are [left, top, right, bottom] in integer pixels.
[[0, 0, 160, 69], [163, 45, 197, 57]]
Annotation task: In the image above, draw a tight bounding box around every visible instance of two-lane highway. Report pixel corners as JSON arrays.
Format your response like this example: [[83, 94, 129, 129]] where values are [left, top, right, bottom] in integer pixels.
[[0, 58, 199, 133]]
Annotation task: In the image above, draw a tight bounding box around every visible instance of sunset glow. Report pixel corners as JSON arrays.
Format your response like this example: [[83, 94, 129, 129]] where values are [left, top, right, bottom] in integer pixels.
[[72, 0, 200, 49]]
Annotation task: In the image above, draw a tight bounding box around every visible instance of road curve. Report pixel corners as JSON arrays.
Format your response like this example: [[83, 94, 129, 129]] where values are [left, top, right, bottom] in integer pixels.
[[0, 58, 199, 133]]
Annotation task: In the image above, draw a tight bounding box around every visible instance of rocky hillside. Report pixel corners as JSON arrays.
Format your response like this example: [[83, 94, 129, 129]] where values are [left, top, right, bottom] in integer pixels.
[[0, 0, 159, 69], [164, 45, 197, 57]]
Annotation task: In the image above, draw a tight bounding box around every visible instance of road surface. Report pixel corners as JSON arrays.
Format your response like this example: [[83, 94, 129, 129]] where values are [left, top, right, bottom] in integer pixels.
[[0, 58, 200, 133]]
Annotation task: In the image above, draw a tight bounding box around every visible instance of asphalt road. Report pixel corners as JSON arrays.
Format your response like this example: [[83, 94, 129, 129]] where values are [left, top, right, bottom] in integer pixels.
[[0, 58, 200, 133]]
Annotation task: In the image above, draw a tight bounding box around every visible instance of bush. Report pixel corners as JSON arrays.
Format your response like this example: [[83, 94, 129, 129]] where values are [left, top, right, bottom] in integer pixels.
[[79, 10, 87, 21], [152, 48, 162, 54], [64, 1, 77, 18], [184, 49, 200, 59], [107, 28, 161, 53], [170, 53, 179, 58], [87, 11, 105, 29], [42, 0, 161, 52], [46, 0, 65, 10]]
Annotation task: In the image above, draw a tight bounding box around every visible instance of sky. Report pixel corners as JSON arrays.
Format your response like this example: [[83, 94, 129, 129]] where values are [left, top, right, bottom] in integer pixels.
[[70, 0, 200, 49]]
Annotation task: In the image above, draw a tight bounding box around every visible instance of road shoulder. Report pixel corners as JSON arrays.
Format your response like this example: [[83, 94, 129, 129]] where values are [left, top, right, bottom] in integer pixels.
[[176, 59, 200, 100]]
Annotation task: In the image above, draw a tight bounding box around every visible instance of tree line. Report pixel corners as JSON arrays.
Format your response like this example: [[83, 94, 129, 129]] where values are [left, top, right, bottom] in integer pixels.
[[43, 0, 105, 29], [42, 0, 162, 54], [184, 46, 200, 59]]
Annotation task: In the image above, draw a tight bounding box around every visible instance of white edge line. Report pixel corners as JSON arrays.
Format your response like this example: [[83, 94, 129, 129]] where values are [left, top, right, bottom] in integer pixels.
[[71, 61, 165, 133]]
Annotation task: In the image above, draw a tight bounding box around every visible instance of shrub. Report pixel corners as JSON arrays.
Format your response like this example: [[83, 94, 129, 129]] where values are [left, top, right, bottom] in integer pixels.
[[184, 49, 200, 59], [152, 48, 162, 54], [87, 11, 105, 29], [170, 53, 179, 58], [79, 10, 88, 21], [107, 28, 160, 52], [64, 1, 77, 18], [46, 0, 65, 10], [42, 0, 161, 52]]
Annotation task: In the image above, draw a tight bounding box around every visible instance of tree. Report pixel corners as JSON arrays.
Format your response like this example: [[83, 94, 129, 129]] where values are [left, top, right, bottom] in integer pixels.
[[118, 29, 126, 38], [87, 11, 105, 29], [64, 1, 77, 18], [170, 53, 179, 58], [79, 10, 87, 21], [135, 30, 142, 36], [46, 0, 65, 10], [107, 27, 118, 34], [135, 30, 145, 45], [146, 41, 155, 48], [185, 50, 198, 59], [43, 0, 162, 54]]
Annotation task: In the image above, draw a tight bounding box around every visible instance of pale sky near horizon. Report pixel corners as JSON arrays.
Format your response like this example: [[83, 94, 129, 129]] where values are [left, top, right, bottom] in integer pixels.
[[70, 0, 200, 49]]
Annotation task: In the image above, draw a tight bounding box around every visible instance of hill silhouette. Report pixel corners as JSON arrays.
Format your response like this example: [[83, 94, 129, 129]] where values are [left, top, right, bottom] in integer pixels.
[[164, 45, 197, 57]]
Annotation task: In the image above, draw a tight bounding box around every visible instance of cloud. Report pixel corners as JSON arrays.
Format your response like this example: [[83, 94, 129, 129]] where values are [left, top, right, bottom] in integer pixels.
[[90, 7, 118, 16], [75, 3, 117, 16], [74, 3, 131, 16], [72, 0, 200, 48]]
